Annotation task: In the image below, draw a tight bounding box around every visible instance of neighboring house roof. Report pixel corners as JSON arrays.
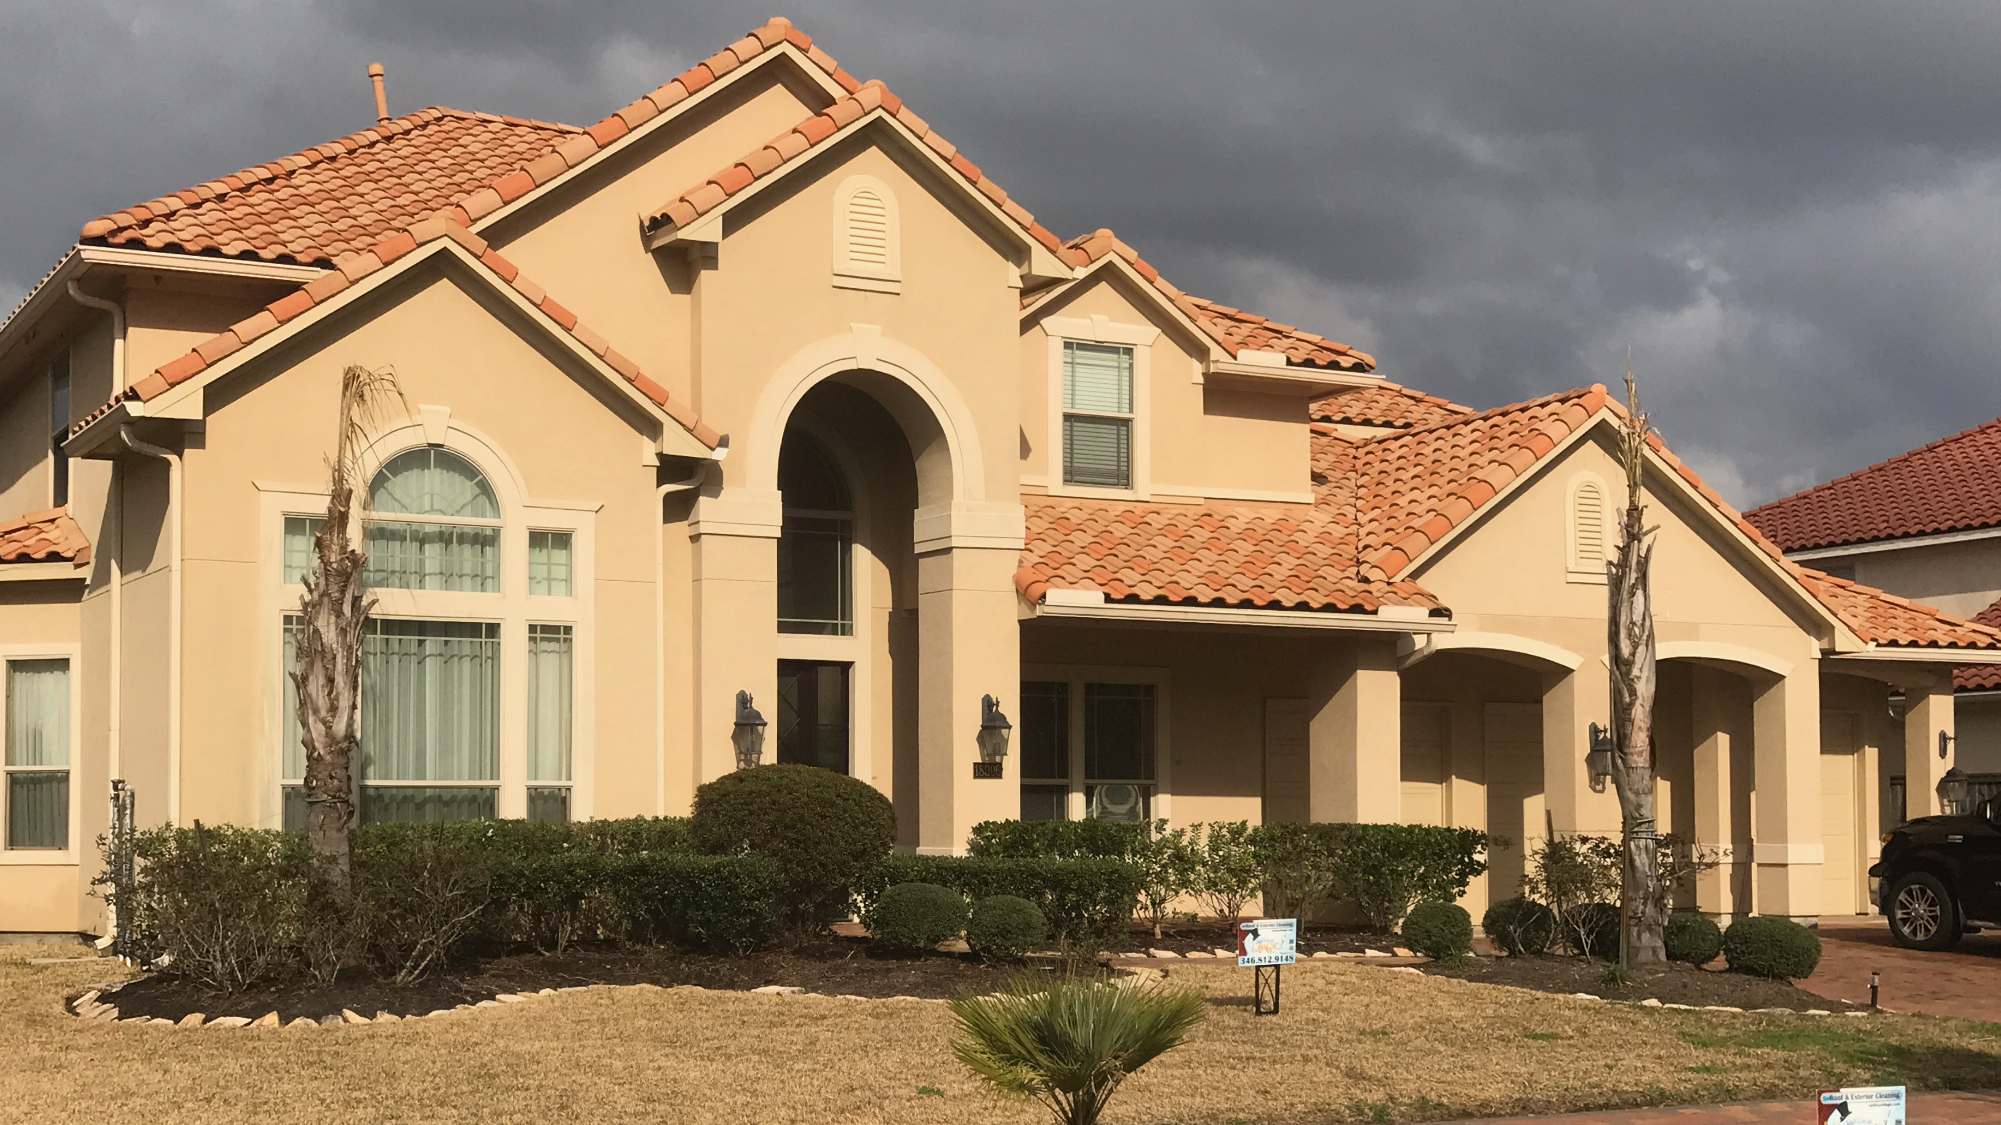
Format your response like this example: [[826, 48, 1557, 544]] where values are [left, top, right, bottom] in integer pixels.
[[1312, 381, 1473, 431], [68, 217, 721, 451], [1014, 496, 1440, 616], [1057, 229, 1376, 371], [1798, 572, 2001, 651], [1959, 597, 2001, 690], [1745, 415, 2001, 551], [0, 509, 90, 566]]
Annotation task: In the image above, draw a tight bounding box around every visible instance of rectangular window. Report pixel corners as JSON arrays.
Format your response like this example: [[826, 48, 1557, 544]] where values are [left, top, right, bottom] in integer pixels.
[[1061, 341, 1134, 489], [49, 355, 70, 508], [360, 619, 500, 822], [527, 624, 573, 786], [363, 521, 499, 592], [528, 531, 573, 597], [776, 660, 850, 774], [777, 516, 853, 634], [1084, 683, 1155, 822], [1018, 681, 1071, 821], [5, 659, 70, 850], [283, 516, 326, 585], [280, 616, 306, 833]]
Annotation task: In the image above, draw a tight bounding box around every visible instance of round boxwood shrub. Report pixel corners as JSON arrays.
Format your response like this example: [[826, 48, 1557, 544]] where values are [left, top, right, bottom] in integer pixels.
[[691, 764, 898, 928], [1664, 912, 1724, 966], [1483, 896, 1556, 956], [1562, 902, 1623, 958], [872, 882, 969, 954], [1723, 915, 1821, 980], [1402, 901, 1473, 960], [966, 894, 1047, 962]]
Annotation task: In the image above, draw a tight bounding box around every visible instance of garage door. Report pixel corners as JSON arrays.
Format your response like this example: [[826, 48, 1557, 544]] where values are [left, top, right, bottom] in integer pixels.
[[1821, 711, 1863, 917]]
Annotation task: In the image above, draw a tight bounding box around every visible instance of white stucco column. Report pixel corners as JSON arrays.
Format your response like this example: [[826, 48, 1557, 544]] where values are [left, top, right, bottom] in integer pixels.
[[1751, 666, 1822, 919], [689, 491, 782, 795], [1541, 665, 1620, 838], [1903, 673, 1955, 821], [913, 503, 1024, 854], [1307, 636, 1401, 823]]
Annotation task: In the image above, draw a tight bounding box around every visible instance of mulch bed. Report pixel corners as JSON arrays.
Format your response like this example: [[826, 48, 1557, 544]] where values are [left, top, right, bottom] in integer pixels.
[[100, 936, 1081, 1024], [1421, 953, 1866, 1012]]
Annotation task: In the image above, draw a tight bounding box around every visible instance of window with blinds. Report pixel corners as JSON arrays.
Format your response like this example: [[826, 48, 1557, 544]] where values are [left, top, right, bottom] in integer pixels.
[[1062, 341, 1134, 489], [358, 619, 501, 824], [365, 448, 501, 592], [5, 658, 70, 850]]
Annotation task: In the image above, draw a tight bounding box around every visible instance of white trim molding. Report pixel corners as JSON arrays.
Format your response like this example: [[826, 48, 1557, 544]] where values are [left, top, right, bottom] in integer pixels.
[[1785, 524, 2001, 562], [1029, 596, 1455, 634], [1043, 316, 1152, 501], [1654, 641, 1795, 679], [1398, 630, 1582, 671], [0, 642, 84, 867]]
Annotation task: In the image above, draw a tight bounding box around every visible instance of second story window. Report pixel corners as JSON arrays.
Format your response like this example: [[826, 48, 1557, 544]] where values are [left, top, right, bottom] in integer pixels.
[[777, 434, 853, 635], [1062, 341, 1134, 489], [49, 355, 69, 507], [365, 448, 501, 592]]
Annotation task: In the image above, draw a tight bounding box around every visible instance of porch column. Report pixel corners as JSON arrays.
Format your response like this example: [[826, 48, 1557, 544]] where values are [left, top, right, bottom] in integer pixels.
[[1307, 635, 1400, 823], [1541, 664, 1619, 837], [914, 504, 1024, 855], [689, 491, 782, 794], [1903, 672, 1955, 821], [1751, 666, 1822, 919], [1689, 665, 1755, 917]]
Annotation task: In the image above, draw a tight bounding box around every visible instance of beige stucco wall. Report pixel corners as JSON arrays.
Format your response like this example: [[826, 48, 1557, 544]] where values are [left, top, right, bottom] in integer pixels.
[[1828, 537, 2001, 621], [0, 362, 53, 519]]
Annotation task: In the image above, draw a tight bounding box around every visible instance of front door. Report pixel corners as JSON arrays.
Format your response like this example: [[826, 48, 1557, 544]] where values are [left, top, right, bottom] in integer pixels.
[[776, 660, 851, 774], [1820, 712, 1864, 916]]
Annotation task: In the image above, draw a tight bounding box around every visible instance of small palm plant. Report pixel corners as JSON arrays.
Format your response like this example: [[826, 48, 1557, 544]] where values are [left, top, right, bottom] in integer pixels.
[[948, 974, 1206, 1125]]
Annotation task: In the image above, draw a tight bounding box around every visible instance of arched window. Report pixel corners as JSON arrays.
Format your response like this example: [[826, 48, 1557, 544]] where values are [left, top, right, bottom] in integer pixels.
[[776, 433, 853, 635], [365, 447, 501, 592], [833, 175, 900, 291], [1570, 475, 1607, 577]]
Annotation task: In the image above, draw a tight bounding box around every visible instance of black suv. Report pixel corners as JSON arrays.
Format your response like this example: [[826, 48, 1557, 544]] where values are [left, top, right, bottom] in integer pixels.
[[1871, 806, 2001, 950]]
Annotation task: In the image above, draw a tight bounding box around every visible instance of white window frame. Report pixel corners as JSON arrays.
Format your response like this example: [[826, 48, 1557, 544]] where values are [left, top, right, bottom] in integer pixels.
[[1020, 663, 1172, 825], [1566, 471, 1612, 585], [0, 644, 82, 865], [832, 174, 902, 294], [1041, 315, 1158, 500], [255, 412, 596, 826]]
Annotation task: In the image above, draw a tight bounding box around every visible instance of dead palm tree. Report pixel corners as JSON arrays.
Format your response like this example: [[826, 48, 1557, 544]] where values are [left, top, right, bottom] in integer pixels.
[[1608, 364, 1665, 964], [291, 364, 401, 892]]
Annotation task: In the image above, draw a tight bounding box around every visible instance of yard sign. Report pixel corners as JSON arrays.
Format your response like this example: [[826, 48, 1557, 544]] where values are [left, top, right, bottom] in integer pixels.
[[1818, 1086, 1906, 1125], [1238, 918, 1296, 1017]]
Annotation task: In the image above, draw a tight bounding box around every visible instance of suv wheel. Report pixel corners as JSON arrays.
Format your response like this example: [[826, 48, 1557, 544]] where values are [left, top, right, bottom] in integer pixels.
[[1888, 872, 1962, 951]]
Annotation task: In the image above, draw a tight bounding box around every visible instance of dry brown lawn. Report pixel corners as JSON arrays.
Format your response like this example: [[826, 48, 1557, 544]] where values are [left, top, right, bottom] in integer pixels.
[[4, 944, 1997, 1124]]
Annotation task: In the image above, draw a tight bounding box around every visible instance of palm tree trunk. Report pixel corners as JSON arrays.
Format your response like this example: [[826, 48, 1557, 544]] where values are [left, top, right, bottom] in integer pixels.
[[1608, 370, 1665, 965]]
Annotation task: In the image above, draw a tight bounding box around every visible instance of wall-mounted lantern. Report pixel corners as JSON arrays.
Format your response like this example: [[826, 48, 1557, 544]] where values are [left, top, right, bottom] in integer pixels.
[[1939, 729, 1955, 761], [731, 690, 767, 770], [973, 694, 1012, 779], [1937, 766, 1970, 816], [1586, 722, 1615, 794]]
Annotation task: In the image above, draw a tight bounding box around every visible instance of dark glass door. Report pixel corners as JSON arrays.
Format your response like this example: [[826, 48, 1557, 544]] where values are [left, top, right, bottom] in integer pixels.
[[776, 660, 851, 774]]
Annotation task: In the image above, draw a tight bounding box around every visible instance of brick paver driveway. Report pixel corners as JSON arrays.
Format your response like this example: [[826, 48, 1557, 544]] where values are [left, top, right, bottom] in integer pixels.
[[1800, 919, 2001, 1022], [1450, 1089, 2001, 1123]]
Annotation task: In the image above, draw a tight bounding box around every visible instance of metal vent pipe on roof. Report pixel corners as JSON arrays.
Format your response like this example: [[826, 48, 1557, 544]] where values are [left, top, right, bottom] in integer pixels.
[[368, 63, 389, 124]]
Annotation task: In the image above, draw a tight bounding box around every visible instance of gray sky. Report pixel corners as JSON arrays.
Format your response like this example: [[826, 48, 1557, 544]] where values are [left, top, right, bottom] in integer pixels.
[[6, 1, 2000, 507]]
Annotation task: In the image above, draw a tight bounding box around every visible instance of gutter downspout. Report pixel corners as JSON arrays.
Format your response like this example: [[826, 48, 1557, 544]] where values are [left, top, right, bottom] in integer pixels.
[[655, 451, 719, 815], [65, 282, 125, 782], [118, 425, 181, 826]]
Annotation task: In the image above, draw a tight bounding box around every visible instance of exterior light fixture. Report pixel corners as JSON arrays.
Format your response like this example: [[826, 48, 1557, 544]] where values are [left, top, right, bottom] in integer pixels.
[[731, 690, 767, 770], [1937, 766, 1970, 816], [973, 694, 1012, 779], [1939, 729, 1955, 760], [1586, 722, 1615, 794]]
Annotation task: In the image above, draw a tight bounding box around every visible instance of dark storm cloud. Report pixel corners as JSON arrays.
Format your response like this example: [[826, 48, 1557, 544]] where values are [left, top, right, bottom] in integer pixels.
[[5, 1, 1999, 504]]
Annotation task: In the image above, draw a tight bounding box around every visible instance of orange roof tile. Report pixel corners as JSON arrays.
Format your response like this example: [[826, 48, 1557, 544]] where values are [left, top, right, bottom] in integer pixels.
[[1960, 597, 2001, 689], [1746, 416, 2001, 551], [71, 216, 721, 450], [1016, 495, 1440, 616], [1060, 229, 1375, 371], [1313, 381, 1473, 430], [1798, 570, 2001, 650], [641, 80, 1072, 262], [0, 509, 90, 566]]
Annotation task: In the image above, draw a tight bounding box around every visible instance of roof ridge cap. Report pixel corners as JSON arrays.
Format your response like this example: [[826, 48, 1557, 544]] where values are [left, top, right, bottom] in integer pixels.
[[1370, 385, 1605, 444]]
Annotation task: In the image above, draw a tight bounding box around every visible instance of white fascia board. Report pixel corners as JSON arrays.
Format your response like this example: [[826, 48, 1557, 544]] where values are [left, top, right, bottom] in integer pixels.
[[0, 562, 88, 584], [1030, 598, 1454, 634], [1785, 524, 2001, 561], [1827, 647, 2001, 666], [77, 245, 325, 283]]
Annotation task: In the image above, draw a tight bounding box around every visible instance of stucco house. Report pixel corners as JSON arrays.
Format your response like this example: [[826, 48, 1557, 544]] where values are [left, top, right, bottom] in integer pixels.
[[1748, 415, 2001, 820], [3, 18, 1999, 939]]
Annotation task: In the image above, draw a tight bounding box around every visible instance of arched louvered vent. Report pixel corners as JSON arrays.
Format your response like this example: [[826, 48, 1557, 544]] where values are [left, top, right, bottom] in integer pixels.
[[846, 190, 890, 267], [833, 176, 900, 291], [1574, 479, 1606, 570]]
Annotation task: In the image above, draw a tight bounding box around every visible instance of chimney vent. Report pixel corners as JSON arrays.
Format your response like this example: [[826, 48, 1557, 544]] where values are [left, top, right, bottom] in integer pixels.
[[368, 63, 389, 125]]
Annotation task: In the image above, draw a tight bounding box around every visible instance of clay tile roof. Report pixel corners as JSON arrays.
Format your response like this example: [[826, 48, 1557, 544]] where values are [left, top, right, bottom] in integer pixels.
[[1960, 597, 2001, 689], [1015, 495, 1441, 616], [641, 79, 1073, 263], [73, 218, 722, 451], [1313, 381, 1473, 431], [0, 509, 91, 566], [1745, 415, 2001, 551], [1057, 230, 1376, 372], [1796, 571, 2001, 651]]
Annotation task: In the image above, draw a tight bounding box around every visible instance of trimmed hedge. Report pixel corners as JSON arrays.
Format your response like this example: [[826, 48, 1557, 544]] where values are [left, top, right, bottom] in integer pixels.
[[1482, 897, 1555, 956], [1322, 824, 1490, 932], [872, 883, 969, 953], [1402, 901, 1473, 960], [692, 764, 897, 929], [1723, 916, 1821, 980], [855, 856, 1140, 952], [966, 819, 1149, 859], [967, 895, 1047, 962], [1664, 913, 1724, 966]]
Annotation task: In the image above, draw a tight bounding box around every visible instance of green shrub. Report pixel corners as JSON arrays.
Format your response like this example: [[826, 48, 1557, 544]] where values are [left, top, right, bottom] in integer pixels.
[[1561, 901, 1622, 959], [1723, 916, 1821, 980], [872, 883, 970, 953], [1130, 823, 1198, 938], [491, 849, 611, 955], [1402, 901, 1473, 960], [967, 819, 1149, 859], [1249, 822, 1337, 921], [1188, 821, 1261, 923], [1525, 835, 1622, 930], [1321, 824, 1490, 932], [351, 823, 499, 983], [1482, 896, 1555, 956], [610, 852, 784, 954], [967, 895, 1047, 962], [113, 823, 309, 993], [856, 856, 1139, 953], [1664, 912, 1724, 966], [691, 764, 897, 928]]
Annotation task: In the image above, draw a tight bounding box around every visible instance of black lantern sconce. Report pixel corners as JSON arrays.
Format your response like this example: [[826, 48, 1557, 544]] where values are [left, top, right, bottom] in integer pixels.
[[973, 694, 1012, 779], [1937, 766, 1971, 816], [1939, 729, 1955, 760], [731, 690, 767, 770], [1586, 722, 1615, 794]]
